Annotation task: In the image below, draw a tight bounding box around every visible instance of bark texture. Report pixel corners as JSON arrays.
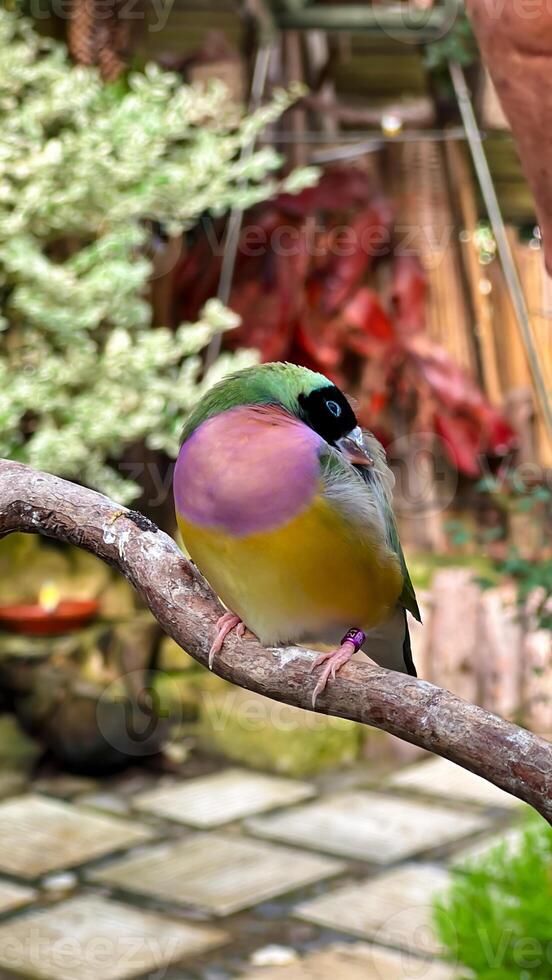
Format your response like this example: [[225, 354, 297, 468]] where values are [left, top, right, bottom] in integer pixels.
[[1, 459, 551, 821], [68, 0, 128, 81]]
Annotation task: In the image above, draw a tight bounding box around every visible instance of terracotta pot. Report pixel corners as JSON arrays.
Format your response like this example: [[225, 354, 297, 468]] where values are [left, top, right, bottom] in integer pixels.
[[0, 600, 99, 636]]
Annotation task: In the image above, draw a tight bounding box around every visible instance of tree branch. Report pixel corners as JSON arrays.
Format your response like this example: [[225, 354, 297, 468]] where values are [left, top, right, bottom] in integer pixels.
[[1, 459, 551, 822]]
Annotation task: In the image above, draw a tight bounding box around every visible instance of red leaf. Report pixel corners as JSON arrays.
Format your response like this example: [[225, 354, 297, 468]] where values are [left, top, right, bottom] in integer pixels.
[[408, 335, 517, 469], [390, 256, 427, 335], [275, 166, 373, 217], [435, 412, 482, 477], [173, 234, 223, 322], [342, 287, 395, 342], [478, 405, 518, 456], [226, 282, 289, 361], [368, 391, 388, 414], [227, 229, 313, 362], [314, 199, 394, 315], [434, 400, 516, 475], [407, 336, 484, 410], [295, 311, 343, 371]]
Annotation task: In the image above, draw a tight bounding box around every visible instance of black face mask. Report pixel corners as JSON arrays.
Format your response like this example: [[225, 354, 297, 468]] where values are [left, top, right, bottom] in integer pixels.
[[298, 385, 358, 446]]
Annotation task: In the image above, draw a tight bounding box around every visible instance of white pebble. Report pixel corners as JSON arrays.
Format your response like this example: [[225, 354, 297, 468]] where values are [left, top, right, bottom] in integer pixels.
[[41, 871, 78, 895], [250, 945, 299, 967]]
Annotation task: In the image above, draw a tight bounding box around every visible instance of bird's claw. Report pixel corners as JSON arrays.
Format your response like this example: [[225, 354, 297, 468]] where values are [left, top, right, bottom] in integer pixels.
[[208, 613, 245, 669], [310, 632, 365, 707]]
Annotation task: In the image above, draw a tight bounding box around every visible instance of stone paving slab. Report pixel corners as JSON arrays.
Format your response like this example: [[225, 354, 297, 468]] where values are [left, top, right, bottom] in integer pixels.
[[0, 878, 37, 914], [450, 823, 526, 866], [78, 792, 132, 816], [0, 894, 227, 980], [34, 776, 98, 800], [89, 833, 344, 916], [132, 768, 315, 828], [385, 757, 520, 809], [0, 795, 154, 878], [242, 942, 457, 979], [295, 864, 450, 957], [246, 791, 491, 864]]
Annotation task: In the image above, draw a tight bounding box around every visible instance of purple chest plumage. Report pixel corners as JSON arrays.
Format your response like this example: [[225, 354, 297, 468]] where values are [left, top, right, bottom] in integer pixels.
[[174, 405, 322, 536]]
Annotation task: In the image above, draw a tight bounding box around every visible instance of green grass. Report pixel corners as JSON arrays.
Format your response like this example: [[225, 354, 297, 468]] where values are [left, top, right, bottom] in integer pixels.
[[434, 813, 552, 979]]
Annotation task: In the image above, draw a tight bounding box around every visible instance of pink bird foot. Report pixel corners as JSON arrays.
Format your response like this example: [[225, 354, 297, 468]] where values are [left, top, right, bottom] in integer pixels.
[[208, 612, 246, 669], [310, 628, 366, 707]]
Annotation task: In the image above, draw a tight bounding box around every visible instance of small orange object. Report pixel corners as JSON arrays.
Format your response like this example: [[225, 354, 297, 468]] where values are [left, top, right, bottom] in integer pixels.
[[0, 596, 99, 636]]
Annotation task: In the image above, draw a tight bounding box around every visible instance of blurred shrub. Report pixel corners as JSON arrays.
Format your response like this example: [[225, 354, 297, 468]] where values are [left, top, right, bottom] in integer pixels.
[[424, 9, 477, 71], [434, 813, 552, 979], [445, 475, 552, 632], [0, 9, 317, 499]]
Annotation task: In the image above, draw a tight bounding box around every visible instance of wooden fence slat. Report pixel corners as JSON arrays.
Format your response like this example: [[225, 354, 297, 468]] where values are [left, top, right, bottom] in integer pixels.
[[479, 586, 523, 720], [427, 568, 481, 704]]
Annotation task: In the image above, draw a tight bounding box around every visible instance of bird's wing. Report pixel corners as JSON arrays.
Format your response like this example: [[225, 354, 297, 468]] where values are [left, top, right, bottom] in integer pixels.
[[387, 508, 421, 622]]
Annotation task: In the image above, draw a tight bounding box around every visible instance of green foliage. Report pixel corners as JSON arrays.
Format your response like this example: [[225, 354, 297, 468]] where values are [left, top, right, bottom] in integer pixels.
[[424, 9, 477, 71], [408, 551, 499, 591], [495, 552, 552, 633], [445, 474, 552, 631], [444, 519, 474, 548], [434, 813, 552, 979], [476, 476, 552, 632], [0, 9, 317, 500]]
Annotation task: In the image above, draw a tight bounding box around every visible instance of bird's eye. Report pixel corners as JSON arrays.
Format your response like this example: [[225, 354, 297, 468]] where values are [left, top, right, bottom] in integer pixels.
[[326, 400, 342, 418]]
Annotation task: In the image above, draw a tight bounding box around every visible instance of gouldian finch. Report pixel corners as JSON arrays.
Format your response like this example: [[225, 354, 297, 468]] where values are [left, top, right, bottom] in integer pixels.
[[174, 363, 420, 704]]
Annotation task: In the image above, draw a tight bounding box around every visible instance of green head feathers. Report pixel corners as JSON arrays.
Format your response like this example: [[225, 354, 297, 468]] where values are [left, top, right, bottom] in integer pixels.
[[181, 362, 333, 443]]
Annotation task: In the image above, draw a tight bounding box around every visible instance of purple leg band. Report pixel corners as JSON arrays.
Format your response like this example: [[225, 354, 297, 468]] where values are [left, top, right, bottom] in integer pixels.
[[341, 628, 366, 651]]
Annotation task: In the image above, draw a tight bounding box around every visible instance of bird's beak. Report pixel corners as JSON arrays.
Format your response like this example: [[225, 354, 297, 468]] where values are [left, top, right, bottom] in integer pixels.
[[336, 426, 374, 468]]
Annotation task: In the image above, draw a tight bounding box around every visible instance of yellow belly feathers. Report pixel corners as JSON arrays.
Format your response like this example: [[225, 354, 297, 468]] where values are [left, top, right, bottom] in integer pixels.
[[178, 493, 402, 646]]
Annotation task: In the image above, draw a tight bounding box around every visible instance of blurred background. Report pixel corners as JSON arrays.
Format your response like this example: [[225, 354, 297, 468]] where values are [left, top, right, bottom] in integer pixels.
[[0, 2, 551, 978]]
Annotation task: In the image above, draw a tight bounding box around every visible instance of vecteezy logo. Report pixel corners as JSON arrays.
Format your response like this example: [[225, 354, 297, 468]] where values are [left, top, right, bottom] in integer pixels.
[[386, 432, 458, 518], [372, 0, 461, 46], [96, 670, 184, 759]]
